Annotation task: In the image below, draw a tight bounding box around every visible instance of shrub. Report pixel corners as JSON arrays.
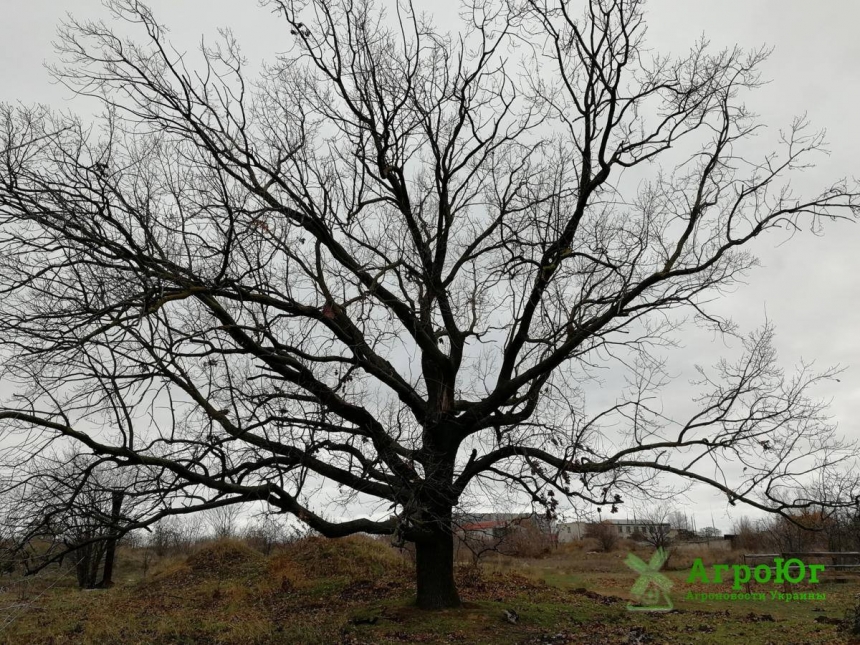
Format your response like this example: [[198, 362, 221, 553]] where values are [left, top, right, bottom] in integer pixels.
[[585, 521, 619, 552]]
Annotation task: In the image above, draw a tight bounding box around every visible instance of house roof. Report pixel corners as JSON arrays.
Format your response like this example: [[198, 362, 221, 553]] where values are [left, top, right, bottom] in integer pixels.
[[461, 520, 507, 531]]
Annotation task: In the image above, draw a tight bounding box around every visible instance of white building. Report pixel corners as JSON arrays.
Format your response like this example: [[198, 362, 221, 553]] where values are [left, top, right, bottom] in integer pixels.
[[557, 521, 588, 543], [558, 518, 675, 542], [607, 519, 674, 538]]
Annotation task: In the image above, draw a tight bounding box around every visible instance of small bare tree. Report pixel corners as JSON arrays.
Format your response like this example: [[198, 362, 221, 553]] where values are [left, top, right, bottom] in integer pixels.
[[205, 505, 242, 540], [147, 514, 206, 555], [825, 509, 860, 552], [0, 522, 14, 576], [758, 510, 820, 553], [633, 505, 675, 551], [2, 453, 132, 588], [731, 516, 766, 551], [148, 520, 179, 557], [668, 510, 697, 541], [668, 511, 691, 533], [244, 514, 286, 555], [585, 521, 619, 552]]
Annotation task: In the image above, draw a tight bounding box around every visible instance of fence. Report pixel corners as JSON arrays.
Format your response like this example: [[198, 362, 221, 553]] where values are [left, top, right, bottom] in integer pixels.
[[742, 551, 860, 593]]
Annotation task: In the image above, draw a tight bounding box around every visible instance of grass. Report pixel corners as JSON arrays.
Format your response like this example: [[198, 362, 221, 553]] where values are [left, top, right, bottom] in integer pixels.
[[0, 537, 858, 644]]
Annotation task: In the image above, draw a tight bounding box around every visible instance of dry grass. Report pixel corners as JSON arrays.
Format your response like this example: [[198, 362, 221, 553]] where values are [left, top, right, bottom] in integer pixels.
[[1, 537, 858, 644], [666, 546, 745, 571], [275, 535, 407, 580], [187, 539, 264, 573]]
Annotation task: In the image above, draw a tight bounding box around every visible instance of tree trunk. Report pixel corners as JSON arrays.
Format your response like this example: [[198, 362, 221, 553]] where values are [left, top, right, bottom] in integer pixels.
[[99, 490, 124, 588], [100, 534, 117, 588], [414, 520, 461, 610], [74, 547, 89, 589], [75, 542, 98, 589]]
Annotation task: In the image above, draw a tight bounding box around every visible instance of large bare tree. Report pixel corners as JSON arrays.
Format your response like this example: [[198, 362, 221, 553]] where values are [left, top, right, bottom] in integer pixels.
[[1, 0, 858, 608]]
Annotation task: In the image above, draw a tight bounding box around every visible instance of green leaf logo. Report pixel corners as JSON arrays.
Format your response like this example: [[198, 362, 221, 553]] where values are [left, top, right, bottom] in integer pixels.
[[625, 548, 673, 611]]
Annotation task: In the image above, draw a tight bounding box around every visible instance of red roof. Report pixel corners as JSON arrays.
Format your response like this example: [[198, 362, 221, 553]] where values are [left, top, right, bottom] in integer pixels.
[[461, 520, 507, 531], [461, 519, 530, 531]]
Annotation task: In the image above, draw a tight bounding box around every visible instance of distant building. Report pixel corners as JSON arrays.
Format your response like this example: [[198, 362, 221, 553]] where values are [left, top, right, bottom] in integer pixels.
[[454, 512, 558, 546], [558, 521, 588, 543], [558, 518, 677, 541], [459, 517, 527, 540], [556, 518, 678, 543], [604, 519, 674, 539]]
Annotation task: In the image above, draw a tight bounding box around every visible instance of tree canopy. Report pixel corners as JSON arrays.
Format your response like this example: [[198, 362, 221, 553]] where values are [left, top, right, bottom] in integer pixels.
[[1, 0, 858, 608]]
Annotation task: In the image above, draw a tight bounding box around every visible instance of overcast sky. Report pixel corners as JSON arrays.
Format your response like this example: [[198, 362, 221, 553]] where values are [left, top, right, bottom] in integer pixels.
[[1, 0, 858, 533]]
